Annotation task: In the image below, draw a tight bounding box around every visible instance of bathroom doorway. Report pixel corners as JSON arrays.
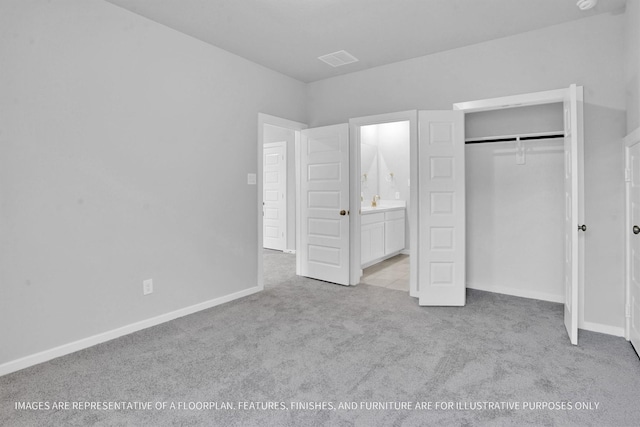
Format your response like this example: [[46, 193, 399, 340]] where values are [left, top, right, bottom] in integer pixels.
[[349, 111, 418, 296]]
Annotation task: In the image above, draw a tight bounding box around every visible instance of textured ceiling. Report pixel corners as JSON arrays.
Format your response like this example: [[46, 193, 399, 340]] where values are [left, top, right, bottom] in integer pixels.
[[104, 0, 626, 83]]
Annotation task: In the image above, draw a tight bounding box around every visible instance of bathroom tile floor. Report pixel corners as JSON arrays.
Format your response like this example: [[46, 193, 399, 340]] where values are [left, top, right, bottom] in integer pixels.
[[360, 254, 409, 291]]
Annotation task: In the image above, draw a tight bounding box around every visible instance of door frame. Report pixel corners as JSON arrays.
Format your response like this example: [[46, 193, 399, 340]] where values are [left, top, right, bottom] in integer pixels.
[[263, 141, 287, 251], [257, 113, 307, 291], [349, 111, 418, 289], [624, 126, 640, 341], [453, 85, 585, 332]]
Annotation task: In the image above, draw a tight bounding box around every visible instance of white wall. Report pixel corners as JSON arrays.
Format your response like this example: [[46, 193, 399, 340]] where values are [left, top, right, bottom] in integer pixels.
[[627, 0, 640, 133], [263, 124, 296, 251], [466, 139, 565, 302], [307, 13, 627, 331], [377, 122, 410, 205], [360, 125, 379, 203], [0, 0, 306, 366]]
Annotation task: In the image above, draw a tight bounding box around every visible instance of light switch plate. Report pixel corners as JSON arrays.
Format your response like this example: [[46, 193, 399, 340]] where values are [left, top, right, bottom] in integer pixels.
[[143, 279, 153, 295], [247, 173, 256, 185]]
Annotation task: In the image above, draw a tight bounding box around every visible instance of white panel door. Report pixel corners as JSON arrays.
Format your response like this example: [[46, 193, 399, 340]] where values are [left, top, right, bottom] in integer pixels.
[[629, 142, 640, 353], [263, 142, 286, 251], [299, 124, 350, 285], [418, 111, 466, 306], [563, 84, 584, 346]]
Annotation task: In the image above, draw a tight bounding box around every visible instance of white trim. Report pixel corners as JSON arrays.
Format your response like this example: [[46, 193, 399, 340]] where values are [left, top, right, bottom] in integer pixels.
[[349, 111, 418, 294], [625, 142, 630, 341], [257, 113, 307, 291], [624, 127, 640, 341], [580, 321, 625, 337], [624, 127, 640, 147], [453, 88, 567, 113], [348, 119, 362, 285], [466, 283, 564, 304], [295, 130, 302, 276], [400, 249, 411, 256], [0, 286, 260, 377], [573, 84, 586, 341]]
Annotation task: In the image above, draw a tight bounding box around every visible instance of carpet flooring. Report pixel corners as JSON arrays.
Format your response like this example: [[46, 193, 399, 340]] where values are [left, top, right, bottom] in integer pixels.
[[1, 250, 640, 426]]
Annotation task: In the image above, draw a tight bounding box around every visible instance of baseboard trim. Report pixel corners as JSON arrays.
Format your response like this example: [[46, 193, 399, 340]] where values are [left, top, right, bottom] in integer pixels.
[[0, 286, 261, 377], [466, 283, 564, 304], [400, 249, 411, 256], [580, 321, 625, 337]]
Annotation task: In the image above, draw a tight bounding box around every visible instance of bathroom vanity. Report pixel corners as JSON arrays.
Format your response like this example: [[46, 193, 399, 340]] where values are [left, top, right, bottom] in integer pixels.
[[361, 204, 405, 268]]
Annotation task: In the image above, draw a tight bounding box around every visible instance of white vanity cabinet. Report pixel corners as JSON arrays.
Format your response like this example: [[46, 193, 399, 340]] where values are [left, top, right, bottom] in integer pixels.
[[361, 212, 385, 266], [361, 207, 405, 267], [384, 209, 405, 254]]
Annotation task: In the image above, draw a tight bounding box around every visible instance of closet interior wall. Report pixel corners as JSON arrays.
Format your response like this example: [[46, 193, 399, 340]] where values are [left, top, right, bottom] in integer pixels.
[[465, 103, 566, 302]]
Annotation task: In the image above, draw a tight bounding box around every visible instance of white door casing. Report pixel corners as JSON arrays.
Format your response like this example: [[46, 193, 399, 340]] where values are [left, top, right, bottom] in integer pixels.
[[418, 110, 466, 306], [627, 133, 640, 353], [299, 124, 350, 285], [263, 142, 286, 251], [563, 84, 584, 346]]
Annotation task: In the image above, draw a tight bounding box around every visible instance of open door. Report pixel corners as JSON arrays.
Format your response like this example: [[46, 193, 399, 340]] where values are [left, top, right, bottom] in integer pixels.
[[263, 141, 286, 251], [563, 84, 584, 345], [418, 110, 466, 306], [299, 124, 350, 285], [628, 139, 640, 354]]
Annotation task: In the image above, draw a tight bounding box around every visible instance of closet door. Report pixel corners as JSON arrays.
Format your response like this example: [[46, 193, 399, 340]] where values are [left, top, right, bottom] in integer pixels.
[[418, 111, 466, 306], [628, 140, 640, 353], [563, 84, 584, 345]]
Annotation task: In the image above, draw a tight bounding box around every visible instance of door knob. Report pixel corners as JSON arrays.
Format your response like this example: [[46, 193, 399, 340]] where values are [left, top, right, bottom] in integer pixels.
[[634, 225, 640, 235], [340, 210, 347, 216], [578, 225, 587, 232]]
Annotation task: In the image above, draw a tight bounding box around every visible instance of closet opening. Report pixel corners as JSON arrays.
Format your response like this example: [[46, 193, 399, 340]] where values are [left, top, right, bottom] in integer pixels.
[[464, 103, 566, 303]]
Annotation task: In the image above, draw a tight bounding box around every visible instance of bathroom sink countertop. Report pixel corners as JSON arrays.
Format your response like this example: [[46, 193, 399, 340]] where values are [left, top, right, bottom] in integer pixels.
[[361, 204, 405, 214]]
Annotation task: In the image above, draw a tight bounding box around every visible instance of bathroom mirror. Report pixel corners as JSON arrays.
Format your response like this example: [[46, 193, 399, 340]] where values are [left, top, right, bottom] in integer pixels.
[[360, 121, 410, 206]]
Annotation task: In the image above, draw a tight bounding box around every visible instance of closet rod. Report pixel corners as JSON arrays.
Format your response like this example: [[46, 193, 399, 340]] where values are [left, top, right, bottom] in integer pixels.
[[465, 131, 565, 145]]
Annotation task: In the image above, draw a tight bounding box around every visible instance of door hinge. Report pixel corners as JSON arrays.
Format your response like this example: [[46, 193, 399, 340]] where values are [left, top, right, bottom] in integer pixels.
[[626, 303, 631, 318], [625, 168, 632, 183]]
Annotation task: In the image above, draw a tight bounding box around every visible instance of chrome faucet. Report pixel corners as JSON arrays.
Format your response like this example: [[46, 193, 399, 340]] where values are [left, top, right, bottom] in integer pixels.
[[371, 195, 380, 207]]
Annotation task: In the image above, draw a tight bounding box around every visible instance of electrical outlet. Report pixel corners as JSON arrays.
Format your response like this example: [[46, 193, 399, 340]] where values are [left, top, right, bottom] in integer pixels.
[[143, 279, 153, 295], [395, 192, 400, 200]]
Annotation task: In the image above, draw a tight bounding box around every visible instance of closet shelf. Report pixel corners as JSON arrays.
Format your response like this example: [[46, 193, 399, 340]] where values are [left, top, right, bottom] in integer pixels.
[[465, 131, 565, 145]]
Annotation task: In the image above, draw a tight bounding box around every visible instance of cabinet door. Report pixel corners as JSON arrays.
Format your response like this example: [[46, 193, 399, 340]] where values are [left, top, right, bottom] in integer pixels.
[[371, 222, 385, 260], [385, 218, 405, 254], [361, 225, 372, 265], [362, 222, 385, 265]]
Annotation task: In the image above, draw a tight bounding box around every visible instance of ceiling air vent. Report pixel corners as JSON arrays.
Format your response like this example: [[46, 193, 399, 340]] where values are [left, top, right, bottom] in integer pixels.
[[318, 50, 359, 67]]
